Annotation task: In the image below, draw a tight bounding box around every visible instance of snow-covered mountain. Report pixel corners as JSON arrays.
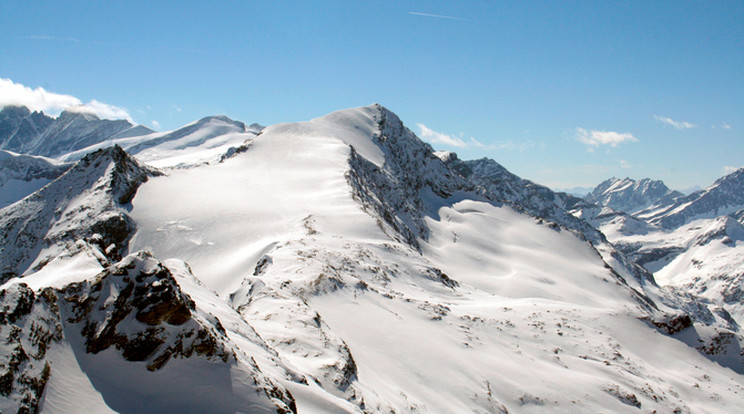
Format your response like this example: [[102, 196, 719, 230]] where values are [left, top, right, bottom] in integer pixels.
[[636, 167, 744, 229], [586, 169, 744, 336], [439, 154, 588, 229], [1, 104, 743, 413], [586, 177, 683, 215], [58, 115, 263, 169], [0, 150, 69, 209], [0, 145, 159, 281], [0, 105, 151, 158]]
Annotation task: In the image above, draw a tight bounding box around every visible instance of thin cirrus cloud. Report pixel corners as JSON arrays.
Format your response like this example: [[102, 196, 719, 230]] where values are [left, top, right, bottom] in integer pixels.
[[417, 123, 467, 148], [418, 124, 535, 151], [654, 115, 697, 129], [408, 11, 468, 21], [0, 78, 132, 121], [576, 128, 638, 149]]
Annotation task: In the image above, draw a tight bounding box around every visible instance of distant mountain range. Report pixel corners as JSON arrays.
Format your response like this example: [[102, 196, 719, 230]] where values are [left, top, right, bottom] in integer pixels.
[[0, 105, 151, 158], [0, 104, 742, 413], [581, 170, 744, 338], [585, 177, 683, 215]]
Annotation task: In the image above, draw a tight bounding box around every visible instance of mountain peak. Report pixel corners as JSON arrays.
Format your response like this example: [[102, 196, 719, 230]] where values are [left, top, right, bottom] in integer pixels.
[[194, 114, 245, 128], [586, 176, 680, 215], [58, 108, 101, 122], [0, 105, 32, 119]]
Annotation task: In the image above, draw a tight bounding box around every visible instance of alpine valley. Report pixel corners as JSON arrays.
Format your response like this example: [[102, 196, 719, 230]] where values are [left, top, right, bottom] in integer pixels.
[[0, 104, 743, 413]]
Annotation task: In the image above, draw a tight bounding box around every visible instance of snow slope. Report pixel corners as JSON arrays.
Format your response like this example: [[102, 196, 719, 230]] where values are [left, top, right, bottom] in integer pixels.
[[0, 146, 158, 280], [58, 115, 262, 169], [127, 105, 743, 412], [1, 104, 743, 413], [612, 215, 744, 328], [0, 150, 69, 209]]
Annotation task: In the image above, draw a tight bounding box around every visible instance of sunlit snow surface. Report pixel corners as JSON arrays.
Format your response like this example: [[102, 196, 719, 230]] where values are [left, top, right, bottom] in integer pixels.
[[127, 107, 744, 412], [3, 106, 743, 413]]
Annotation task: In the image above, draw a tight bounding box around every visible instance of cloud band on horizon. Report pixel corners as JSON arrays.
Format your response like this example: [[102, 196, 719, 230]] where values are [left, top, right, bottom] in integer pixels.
[[0, 78, 132, 121]]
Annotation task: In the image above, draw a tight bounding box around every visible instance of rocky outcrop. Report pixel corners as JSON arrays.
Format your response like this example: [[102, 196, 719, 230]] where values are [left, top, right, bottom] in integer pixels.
[[0, 252, 298, 413], [62, 251, 230, 371], [0, 284, 63, 413], [346, 105, 473, 249]]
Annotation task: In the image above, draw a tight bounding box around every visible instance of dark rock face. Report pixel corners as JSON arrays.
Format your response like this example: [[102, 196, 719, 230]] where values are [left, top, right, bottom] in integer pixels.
[[0, 252, 298, 413], [346, 105, 471, 249], [645, 313, 693, 335], [0, 284, 63, 413], [62, 251, 228, 372]]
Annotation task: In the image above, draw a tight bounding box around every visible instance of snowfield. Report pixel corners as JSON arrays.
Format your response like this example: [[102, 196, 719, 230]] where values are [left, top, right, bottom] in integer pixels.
[[1, 104, 743, 413]]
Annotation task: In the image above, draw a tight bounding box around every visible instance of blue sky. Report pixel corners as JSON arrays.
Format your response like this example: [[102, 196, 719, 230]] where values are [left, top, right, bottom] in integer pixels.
[[1, 1, 742, 191]]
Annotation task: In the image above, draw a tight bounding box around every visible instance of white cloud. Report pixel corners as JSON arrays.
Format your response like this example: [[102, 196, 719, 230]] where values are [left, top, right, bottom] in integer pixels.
[[469, 137, 501, 150], [576, 128, 638, 149], [418, 124, 536, 152], [151, 120, 161, 129], [723, 165, 742, 174], [654, 115, 696, 129], [0, 78, 132, 121], [721, 122, 731, 130], [66, 100, 132, 121], [618, 159, 632, 169], [417, 123, 467, 148]]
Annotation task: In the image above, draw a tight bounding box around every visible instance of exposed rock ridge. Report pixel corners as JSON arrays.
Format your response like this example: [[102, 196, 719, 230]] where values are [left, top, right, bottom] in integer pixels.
[[0, 145, 161, 281]]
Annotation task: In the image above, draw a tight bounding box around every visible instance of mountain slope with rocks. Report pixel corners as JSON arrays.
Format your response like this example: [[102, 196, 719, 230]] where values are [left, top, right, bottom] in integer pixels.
[[1, 104, 743, 413], [58, 115, 263, 169], [595, 168, 744, 331], [0, 106, 151, 158], [586, 177, 682, 216], [0, 145, 160, 282], [0, 150, 70, 209], [636, 167, 744, 229]]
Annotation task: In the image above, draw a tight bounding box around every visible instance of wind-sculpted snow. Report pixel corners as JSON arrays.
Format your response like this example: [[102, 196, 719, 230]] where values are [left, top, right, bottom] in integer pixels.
[[1, 105, 744, 412], [0, 145, 159, 282]]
